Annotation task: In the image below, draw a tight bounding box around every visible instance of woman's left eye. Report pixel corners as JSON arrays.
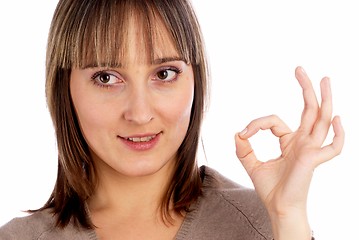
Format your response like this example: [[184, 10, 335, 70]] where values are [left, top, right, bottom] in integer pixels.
[[154, 68, 181, 82]]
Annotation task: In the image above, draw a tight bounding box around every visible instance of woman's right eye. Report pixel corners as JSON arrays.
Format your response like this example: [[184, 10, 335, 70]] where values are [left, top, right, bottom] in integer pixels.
[[91, 70, 122, 87]]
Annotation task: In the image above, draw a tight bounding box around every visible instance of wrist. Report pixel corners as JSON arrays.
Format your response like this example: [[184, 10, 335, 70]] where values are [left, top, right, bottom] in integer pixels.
[[269, 209, 312, 240]]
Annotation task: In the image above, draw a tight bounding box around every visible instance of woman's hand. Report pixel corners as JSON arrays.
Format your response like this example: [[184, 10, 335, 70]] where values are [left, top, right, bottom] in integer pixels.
[[235, 66, 345, 240]]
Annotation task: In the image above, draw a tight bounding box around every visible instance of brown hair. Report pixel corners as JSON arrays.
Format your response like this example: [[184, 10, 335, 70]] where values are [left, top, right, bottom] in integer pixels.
[[41, 0, 209, 228]]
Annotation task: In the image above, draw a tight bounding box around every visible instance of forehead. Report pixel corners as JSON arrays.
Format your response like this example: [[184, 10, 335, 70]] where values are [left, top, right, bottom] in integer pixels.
[[124, 13, 180, 66], [73, 3, 183, 68]]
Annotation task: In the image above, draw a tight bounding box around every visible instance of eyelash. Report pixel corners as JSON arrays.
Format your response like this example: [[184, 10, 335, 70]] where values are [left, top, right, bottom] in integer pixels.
[[154, 66, 182, 83], [90, 66, 183, 89], [91, 70, 120, 89]]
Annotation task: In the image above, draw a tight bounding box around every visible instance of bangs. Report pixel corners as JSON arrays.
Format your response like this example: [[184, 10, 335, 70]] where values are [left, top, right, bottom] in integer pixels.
[[51, 0, 202, 69]]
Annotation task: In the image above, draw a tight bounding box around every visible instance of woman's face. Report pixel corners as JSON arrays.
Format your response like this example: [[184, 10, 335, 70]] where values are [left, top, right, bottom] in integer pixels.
[[70, 21, 194, 178]]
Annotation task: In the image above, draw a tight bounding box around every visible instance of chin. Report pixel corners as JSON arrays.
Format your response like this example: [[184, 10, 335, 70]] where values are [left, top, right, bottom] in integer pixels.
[[114, 158, 175, 178]]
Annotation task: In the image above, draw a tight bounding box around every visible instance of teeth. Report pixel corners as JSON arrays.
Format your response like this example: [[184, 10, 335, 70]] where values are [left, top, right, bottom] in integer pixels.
[[127, 135, 156, 142]]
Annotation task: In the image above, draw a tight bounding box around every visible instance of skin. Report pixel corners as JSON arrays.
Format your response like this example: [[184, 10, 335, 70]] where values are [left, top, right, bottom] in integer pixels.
[[235, 66, 345, 240], [70, 19, 194, 239]]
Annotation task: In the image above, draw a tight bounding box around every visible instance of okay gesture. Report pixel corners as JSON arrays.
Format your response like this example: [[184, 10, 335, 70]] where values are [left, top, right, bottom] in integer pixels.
[[235, 66, 345, 239]]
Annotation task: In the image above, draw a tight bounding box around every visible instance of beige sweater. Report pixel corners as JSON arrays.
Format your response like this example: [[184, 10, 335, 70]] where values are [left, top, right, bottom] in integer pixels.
[[0, 166, 273, 240]]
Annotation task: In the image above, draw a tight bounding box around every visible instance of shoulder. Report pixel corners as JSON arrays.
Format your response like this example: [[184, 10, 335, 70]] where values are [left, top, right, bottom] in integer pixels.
[[179, 165, 273, 239], [0, 210, 55, 239], [203, 165, 266, 210], [0, 209, 95, 240]]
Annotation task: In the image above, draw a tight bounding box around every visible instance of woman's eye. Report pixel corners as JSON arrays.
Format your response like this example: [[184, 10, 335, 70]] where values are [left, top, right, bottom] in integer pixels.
[[98, 73, 112, 83], [155, 68, 180, 82], [92, 71, 120, 86]]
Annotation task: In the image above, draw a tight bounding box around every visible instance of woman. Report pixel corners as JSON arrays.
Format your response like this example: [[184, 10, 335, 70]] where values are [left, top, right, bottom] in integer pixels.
[[0, 0, 344, 239]]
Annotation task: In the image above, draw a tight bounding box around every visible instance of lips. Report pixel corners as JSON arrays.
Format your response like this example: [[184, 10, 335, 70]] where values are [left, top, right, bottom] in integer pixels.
[[125, 135, 157, 143], [118, 132, 161, 151]]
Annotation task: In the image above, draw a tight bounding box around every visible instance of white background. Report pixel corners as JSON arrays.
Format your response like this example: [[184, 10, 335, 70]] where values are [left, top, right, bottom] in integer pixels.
[[0, 1, 358, 239]]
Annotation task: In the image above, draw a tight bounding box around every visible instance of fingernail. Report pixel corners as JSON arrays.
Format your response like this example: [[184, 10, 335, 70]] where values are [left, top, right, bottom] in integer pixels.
[[239, 128, 247, 136], [299, 66, 306, 75]]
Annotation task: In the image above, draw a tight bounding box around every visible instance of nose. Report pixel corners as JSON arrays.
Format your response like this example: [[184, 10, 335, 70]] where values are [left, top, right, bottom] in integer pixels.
[[123, 85, 153, 125]]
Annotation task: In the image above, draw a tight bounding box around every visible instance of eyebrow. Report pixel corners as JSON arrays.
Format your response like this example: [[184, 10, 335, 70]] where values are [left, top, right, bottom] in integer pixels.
[[80, 57, 186, 69], [81, 63, 122, 69], [152, 57, 187, 65]]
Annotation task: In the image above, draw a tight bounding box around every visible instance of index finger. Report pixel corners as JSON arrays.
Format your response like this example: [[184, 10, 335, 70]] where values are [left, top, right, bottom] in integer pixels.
[[295, 66, 319, 133]]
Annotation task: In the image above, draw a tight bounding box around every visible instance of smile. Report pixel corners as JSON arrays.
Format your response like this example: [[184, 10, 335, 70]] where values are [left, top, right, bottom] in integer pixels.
[[119, 133, 161, 151], [125, 135, 157, 142]]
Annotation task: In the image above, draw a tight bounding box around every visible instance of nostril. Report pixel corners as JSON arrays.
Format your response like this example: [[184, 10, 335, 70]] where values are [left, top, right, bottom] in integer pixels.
[[123, 112, 154, 124]]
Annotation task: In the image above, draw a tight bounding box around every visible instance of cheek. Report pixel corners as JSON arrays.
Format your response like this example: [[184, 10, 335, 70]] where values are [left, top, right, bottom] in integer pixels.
[[162, 83, 194, 132], [71, 84, 114, 143], [77, 104, 108, 130], [74, 98, 117, 136]]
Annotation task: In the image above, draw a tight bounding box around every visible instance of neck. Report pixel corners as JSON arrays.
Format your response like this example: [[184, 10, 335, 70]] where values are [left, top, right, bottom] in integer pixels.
[[87, 159, 176, 221]]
